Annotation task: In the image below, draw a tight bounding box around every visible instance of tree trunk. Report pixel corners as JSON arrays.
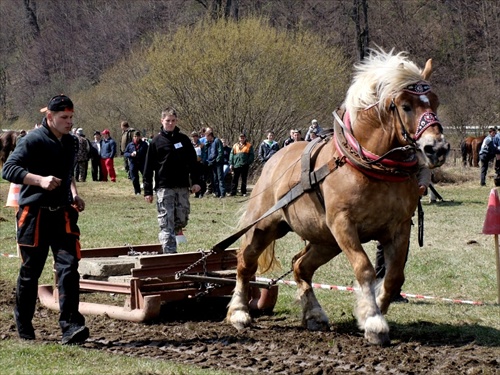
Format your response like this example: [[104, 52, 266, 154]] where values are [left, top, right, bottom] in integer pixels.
[[352, 0, 369, 61]]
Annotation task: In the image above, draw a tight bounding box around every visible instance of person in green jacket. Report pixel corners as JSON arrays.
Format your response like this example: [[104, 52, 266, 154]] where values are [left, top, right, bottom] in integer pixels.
[[229, 133, 255, 197]]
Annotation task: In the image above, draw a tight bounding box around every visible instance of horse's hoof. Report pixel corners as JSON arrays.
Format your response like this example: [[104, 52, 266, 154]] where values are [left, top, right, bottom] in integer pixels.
[[303, 308, 330, 331], [228, 310, 252, 331], [365, 330, 390, 346], [363, 315, 390, 346], [305, 318, 330, 332]]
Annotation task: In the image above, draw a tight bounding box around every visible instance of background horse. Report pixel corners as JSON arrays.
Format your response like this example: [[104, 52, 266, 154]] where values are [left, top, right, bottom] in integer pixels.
[[0, 130, 20, 168], [471, 136, 485, 167], [226, 49, 449, 345], [461, 136, 484, 167]]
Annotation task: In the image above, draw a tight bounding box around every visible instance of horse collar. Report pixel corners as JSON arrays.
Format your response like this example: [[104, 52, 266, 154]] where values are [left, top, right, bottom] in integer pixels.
[[332, 110, 418, 182]]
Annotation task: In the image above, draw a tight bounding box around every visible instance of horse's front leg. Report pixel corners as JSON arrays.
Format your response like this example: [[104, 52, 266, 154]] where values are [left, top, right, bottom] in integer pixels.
[[293, 243, 340, 331], [332, 219, 390, 346]]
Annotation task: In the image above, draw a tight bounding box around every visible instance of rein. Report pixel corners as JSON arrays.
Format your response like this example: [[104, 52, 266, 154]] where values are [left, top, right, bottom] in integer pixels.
[[175, 138, 343, 280]]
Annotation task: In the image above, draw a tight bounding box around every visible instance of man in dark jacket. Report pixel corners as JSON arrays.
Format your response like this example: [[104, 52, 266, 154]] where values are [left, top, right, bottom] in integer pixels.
[[120, 121, 135, 178], [100, 129, 117, 182], [1, 94, 89, 345], [124, 131, 148, 195], [258, 131, 280, 164], [143, 107, 201, 254], [90, 131, 102, 181], [205, 131, 225, 198]]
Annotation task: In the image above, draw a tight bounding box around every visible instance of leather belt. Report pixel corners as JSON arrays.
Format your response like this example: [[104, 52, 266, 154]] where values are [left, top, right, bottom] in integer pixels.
[[39, 205, 67, 211]]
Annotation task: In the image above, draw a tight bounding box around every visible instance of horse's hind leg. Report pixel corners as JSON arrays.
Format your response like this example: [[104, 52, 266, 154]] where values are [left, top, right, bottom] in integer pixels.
[[293, 243, 341, 331]]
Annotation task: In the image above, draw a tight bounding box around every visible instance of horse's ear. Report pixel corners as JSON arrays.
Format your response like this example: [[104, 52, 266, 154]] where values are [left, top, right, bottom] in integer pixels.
[[422, 59, 433, 80]]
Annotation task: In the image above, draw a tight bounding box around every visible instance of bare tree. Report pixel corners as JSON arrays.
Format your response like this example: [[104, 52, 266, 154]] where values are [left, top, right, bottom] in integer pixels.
[[195, 0, 239, 19], [352, 0, 369, 60], [23, 0, 40, 37]]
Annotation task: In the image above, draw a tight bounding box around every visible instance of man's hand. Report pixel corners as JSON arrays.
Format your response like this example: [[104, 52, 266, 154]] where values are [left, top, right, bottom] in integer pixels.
[[73, 195, 85, 212], [418, 185, 426, 196], [191, 184, 201, 194], [144, 195, 154, 203], [39, 176, 62, 191]]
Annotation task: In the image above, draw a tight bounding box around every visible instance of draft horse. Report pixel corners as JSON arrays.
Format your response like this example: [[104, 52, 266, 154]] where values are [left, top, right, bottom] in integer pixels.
[[226, 50, 450, 345], [461, 136, 484, 167]]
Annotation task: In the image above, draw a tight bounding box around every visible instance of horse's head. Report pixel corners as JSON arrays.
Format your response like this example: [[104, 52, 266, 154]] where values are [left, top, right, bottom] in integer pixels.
[[345, 49, 450, 169], [389, 59, 449, 168]]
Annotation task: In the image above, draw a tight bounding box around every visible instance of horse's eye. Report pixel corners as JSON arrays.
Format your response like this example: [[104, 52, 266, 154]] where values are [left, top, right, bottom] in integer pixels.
[[402, 104, 412, 112]]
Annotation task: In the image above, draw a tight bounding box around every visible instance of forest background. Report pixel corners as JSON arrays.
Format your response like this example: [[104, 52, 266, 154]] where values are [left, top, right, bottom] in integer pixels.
[[0, 0, 498, 148]]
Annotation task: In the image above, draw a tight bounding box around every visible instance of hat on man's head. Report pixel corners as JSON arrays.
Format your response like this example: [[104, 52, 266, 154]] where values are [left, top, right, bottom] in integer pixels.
[[488, 126, 497, 131], [93, 130, 101, 136], [76, 128, 84, 136], [311, 119, 318, 124], [40, 94, 74, 113], [239, 133, 246, 137], [102, 129, 110, 135]]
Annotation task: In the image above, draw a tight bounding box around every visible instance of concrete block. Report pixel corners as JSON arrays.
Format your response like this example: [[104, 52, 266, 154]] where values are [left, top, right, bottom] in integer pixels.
[[79, 257, 136, 278], [108, 275, 133, 284]]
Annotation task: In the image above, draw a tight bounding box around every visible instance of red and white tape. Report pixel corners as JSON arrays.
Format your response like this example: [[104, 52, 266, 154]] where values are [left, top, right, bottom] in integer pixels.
[[255, 277, 484, 306], [2, 253, 18, 258]]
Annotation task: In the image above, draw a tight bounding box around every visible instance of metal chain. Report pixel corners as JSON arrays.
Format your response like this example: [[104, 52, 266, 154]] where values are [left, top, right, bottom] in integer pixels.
[[126, 243, 159, 256], [174, 249, 214, 280], [268, 268, 294, 286], [202, 250, 208, 275], [193, 283, 216, 299], [174, 244, 297, 288]]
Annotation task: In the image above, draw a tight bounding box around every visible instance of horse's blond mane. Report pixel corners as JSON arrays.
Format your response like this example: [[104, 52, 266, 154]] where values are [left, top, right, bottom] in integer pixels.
[[345, 48, 426, 124]]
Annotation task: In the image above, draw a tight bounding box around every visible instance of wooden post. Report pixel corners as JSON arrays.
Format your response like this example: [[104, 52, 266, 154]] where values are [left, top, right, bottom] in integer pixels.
[[482, 188, 500, 304], [495, 234, 500, 304]]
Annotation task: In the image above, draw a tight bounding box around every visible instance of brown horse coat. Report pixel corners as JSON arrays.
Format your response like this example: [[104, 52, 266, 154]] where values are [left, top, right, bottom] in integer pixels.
[[227, 49, 449, 346], [461, 135, 485, 167]]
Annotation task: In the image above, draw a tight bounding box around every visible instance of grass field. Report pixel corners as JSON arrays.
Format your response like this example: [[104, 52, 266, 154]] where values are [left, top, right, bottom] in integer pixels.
[[0, 165, 499, 374]]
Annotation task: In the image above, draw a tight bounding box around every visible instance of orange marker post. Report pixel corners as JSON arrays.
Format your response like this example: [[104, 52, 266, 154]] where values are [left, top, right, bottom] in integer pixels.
[[482, 188, 500, 303]]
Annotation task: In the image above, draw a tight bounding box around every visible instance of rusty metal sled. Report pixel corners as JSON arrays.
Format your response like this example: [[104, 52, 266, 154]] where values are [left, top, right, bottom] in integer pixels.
[[38, 244, 278, 322]]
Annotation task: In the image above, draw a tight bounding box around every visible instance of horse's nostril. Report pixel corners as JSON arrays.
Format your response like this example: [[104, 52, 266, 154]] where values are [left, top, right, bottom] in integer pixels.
[[423, 145, 434, 155]]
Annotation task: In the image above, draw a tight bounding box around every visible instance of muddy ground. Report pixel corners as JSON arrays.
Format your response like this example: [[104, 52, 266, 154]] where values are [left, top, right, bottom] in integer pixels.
[[0, 279, 498, 374]]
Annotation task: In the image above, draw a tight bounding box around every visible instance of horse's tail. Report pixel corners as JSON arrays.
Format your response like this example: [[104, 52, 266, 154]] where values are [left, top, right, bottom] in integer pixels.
[[257, 240, 281, 274]]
